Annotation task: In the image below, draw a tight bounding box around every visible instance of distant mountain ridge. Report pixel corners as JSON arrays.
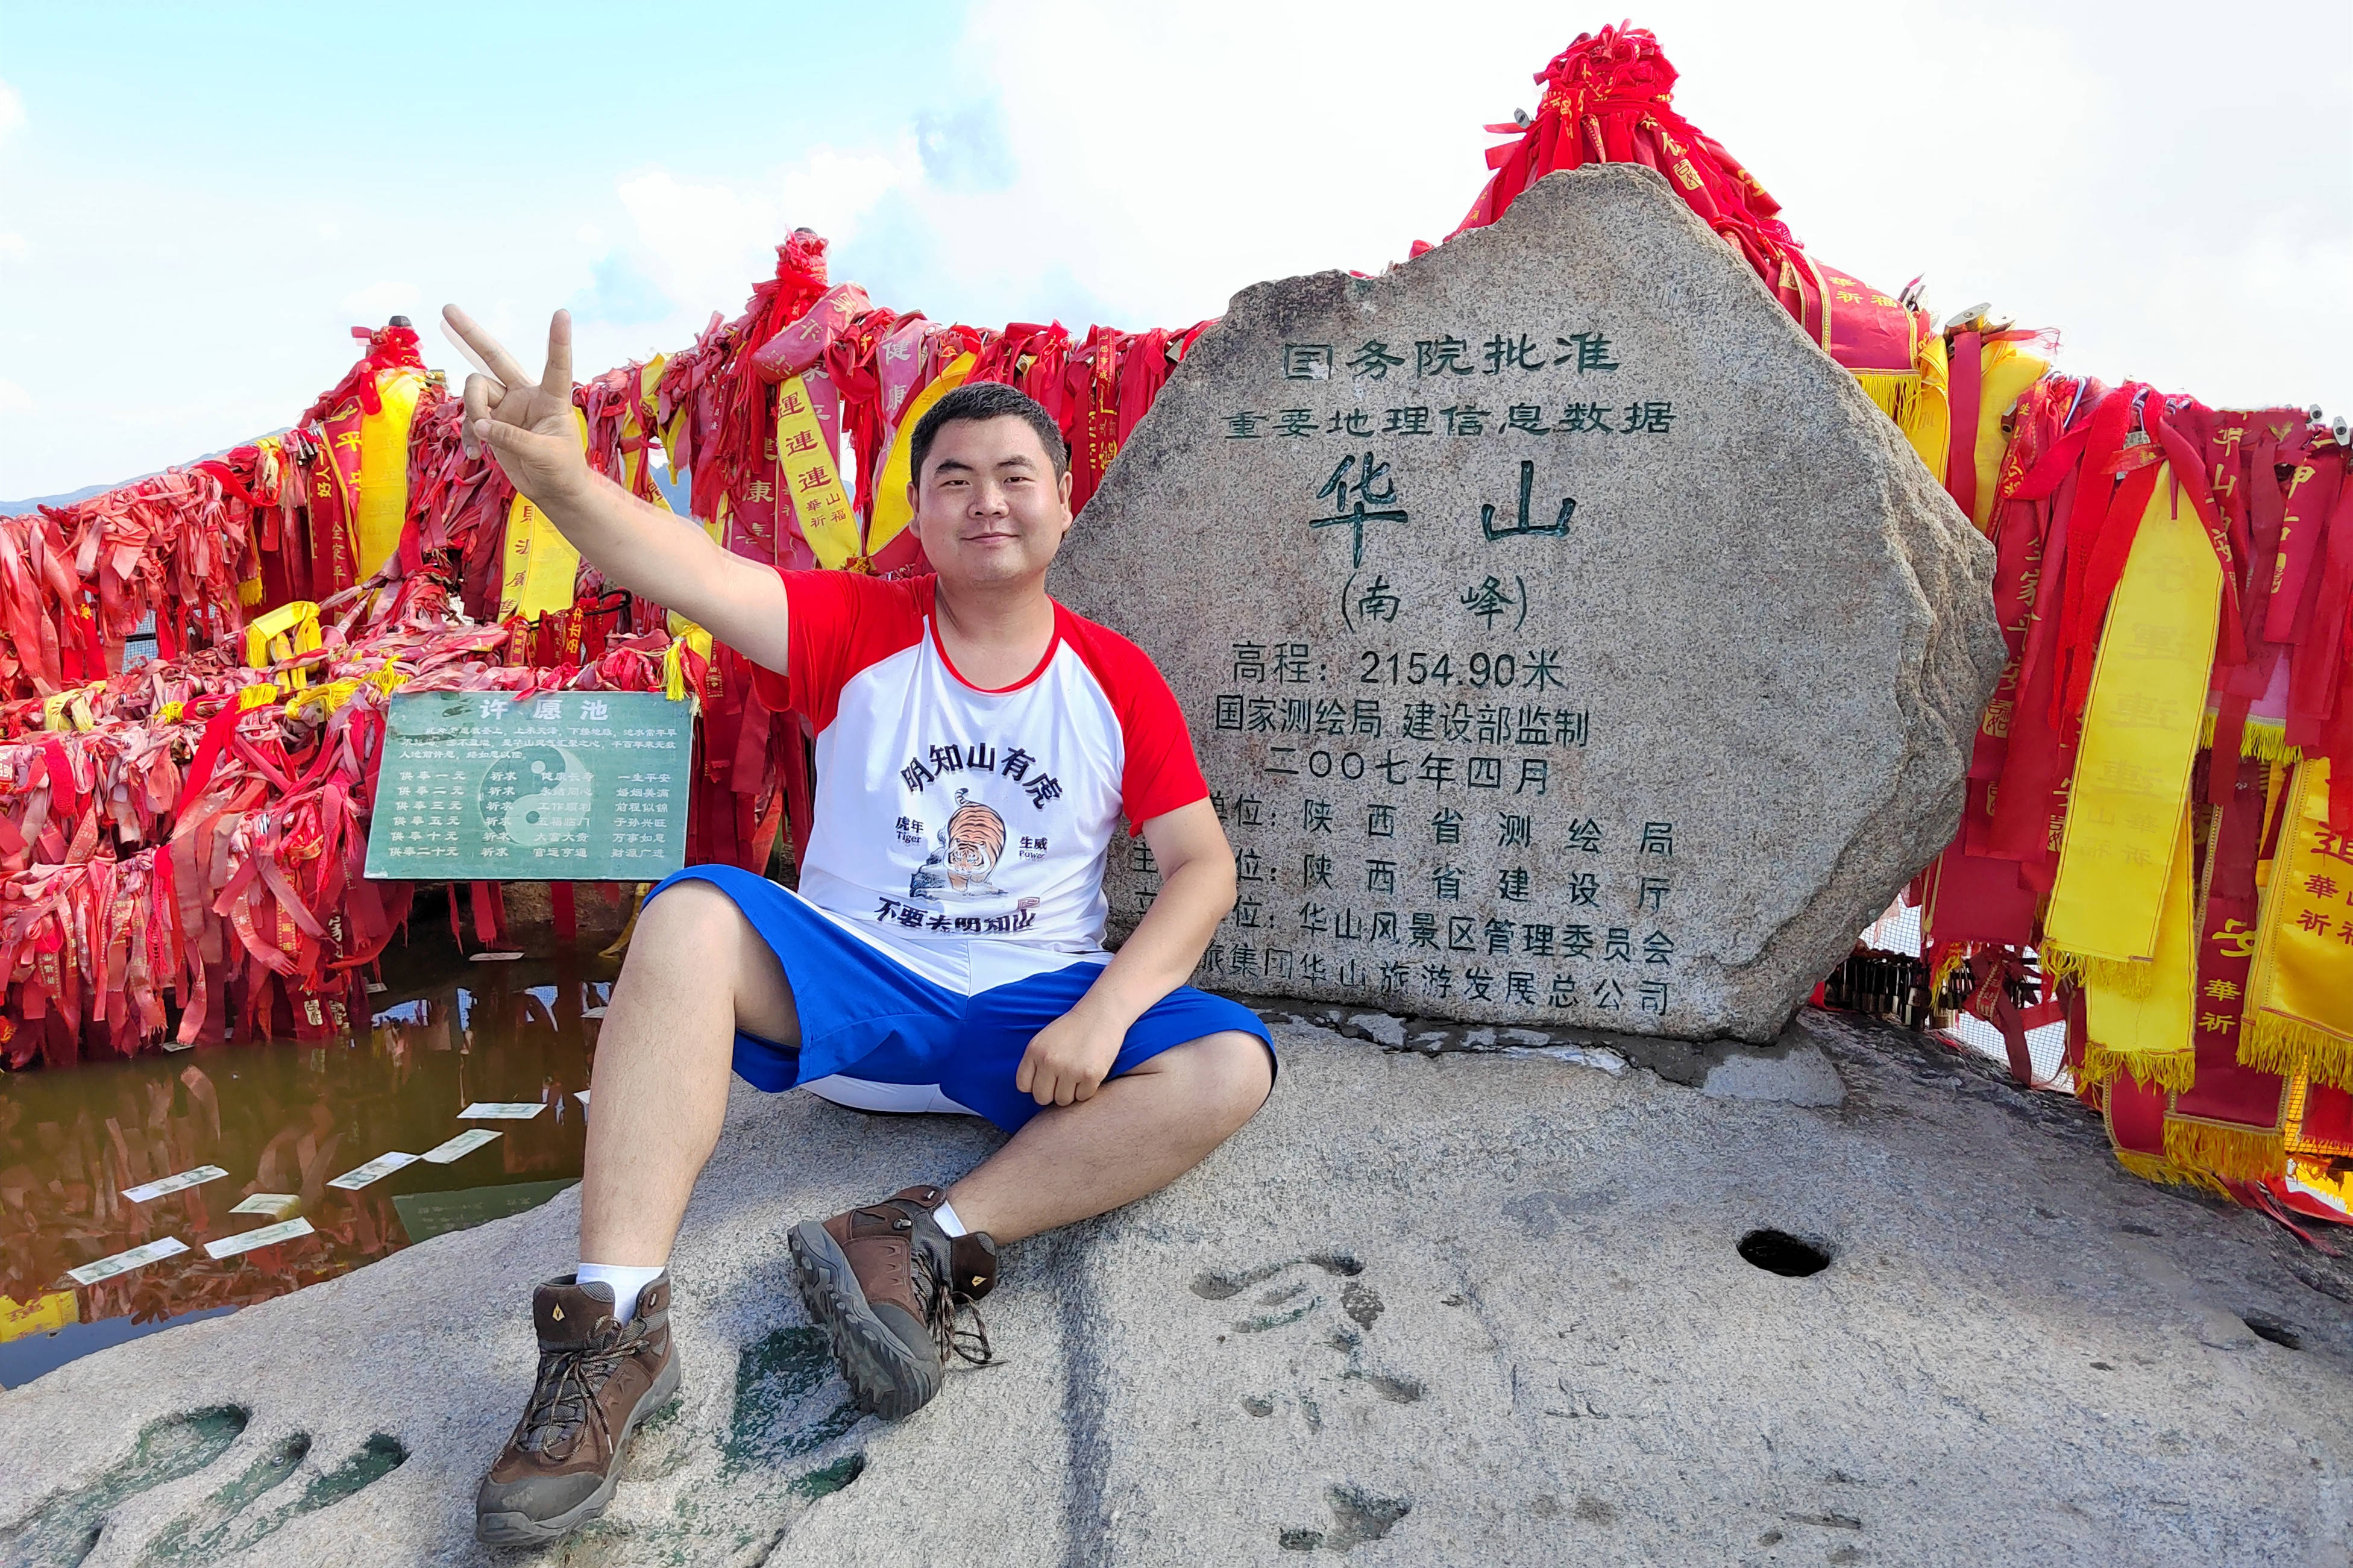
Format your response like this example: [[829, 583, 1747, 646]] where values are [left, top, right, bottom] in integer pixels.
[[3, 441, 269, 515], [2, 479, 127, 513]]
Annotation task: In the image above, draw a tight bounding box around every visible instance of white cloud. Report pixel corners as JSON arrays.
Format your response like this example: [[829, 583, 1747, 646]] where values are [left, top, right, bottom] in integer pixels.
[[2, 3, 2347, 497], [0, 80, 24, 144], [338, 280, 423, 325], [0, 378, 33, 415], [0, 232, 27, 260], [613, 146, 907, 322]]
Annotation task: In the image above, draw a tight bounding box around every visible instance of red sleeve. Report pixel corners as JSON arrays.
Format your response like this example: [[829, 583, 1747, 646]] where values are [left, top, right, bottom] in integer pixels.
[[753, 571, 927, 730], [1058, 610, 1210, 833]]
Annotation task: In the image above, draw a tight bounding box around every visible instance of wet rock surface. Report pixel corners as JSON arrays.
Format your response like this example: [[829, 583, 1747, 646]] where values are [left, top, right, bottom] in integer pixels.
[[3, 1010, 2349, 1566], [1057, 164, 2003, 1040]]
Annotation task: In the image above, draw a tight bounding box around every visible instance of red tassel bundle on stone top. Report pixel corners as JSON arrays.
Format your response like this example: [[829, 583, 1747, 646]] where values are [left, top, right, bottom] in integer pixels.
[[1451, 23, 1927, 388]]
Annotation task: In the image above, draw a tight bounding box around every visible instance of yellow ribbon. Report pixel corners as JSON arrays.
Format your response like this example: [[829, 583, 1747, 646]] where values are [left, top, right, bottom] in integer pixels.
[[283, 678, 362, 720], [356, 368, 426, 577], [774, 374, 861, 569], [2045, 464, 2220, 985], [662, 624, 714, 704], [2081, 804, 2197, 1093], [243, 600, 322, 691], [2243, 759, 2353, 1088], [42, 683, 103, 733], [499, 410, 591, 621]]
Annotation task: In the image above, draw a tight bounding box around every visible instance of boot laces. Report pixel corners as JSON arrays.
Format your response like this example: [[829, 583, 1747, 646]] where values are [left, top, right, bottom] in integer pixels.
[[515, 1328, 635, 1459], [914, 1240, 993, 1368]]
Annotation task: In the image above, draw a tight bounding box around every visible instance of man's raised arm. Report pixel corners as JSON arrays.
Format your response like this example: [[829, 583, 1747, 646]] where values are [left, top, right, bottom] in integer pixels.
[[442, 305, 791, 675]]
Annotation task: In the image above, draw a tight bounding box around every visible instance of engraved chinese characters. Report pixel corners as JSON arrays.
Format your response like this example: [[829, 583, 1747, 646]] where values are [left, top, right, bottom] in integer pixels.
[[1055, 166, 2003, 1041]]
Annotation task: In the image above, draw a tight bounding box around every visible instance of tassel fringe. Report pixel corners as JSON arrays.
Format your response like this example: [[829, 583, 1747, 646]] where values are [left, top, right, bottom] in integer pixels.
[[2197, 709, 2299, 763], [2239, 1012, 2353, 1090], [2081, 1045, 2196, 1094], [2042, 946, 2155, 997], [2113, 1148, 2231, 1195], [2163, 1118, 2287, 1182], [1853, 371, 1917, 424]]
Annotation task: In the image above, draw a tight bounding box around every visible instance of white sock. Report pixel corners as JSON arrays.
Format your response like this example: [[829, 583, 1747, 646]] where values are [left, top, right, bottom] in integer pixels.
[[932, 1200, 969, 1238], [577, 1262, 665, 1324]]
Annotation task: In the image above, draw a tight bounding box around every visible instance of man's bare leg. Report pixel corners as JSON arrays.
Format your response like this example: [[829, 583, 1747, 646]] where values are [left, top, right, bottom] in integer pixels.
[[577, 880, 799, 1267], [944, 1030, 1272, 1243], [479, 881, 796, 1546]]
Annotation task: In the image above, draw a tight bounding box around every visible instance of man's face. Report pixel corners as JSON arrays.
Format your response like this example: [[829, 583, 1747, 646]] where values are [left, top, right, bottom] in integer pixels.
[[908, 416, 1074, 589]]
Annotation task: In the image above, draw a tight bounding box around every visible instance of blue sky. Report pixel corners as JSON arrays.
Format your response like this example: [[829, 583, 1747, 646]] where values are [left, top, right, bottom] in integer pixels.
[[2, 0, 2348, 500]]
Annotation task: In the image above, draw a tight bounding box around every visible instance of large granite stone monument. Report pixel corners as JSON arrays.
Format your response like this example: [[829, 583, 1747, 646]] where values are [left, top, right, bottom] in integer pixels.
[[1055, 165, 2004, 1042]]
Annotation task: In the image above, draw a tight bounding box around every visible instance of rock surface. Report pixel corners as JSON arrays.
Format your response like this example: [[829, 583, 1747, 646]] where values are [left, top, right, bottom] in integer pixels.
[[1056, 165, 2003, 1041], [4, 1012, 2351, 1566]]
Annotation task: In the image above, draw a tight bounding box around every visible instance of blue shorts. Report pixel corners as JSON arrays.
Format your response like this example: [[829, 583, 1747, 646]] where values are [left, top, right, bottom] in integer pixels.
[[648, 865, 1274, 1133]]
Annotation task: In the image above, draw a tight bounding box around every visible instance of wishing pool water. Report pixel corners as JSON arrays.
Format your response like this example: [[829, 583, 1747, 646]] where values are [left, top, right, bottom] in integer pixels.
[[0, 944, 616, 1388]]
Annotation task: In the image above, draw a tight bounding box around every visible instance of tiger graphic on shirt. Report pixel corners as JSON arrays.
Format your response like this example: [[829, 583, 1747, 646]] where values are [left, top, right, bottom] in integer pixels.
[[911, 791, 1013, 902]]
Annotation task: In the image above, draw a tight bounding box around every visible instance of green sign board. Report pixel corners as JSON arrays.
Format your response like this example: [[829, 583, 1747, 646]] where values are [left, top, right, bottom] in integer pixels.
[[364, 690, 693, 882]]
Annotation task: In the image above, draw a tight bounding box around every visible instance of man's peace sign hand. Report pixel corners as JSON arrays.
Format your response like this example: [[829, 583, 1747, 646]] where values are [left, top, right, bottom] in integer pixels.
[[442, 305, 588, 507]]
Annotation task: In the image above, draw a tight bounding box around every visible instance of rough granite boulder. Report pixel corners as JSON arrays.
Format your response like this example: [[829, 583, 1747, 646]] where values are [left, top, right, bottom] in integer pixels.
[[2, 1013, 2348, 1566], [1055, 165, 2004, 1041]]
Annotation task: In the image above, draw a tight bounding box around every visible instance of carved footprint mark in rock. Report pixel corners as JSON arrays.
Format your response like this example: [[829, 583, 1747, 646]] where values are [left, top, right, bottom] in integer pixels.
[[556, 1327, 869, 1566], [1196, 1253, 1428, 1437], [1277, 1484, 1413, 1552], [1322, 1324, 1425, 1404], [134, 1432, 309, 1564], [1193, 1253, 1364, 1334], [0, 1406, 248, 1568], [720, 1325, 869, 1490], [135, 1432, 407, 1565], [0, 1408, 404, 1568]]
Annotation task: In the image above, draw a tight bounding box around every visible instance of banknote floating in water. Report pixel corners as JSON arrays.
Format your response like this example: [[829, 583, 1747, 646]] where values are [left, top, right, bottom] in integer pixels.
[[122, 1165, 229, 1203], [205, 1217, 317, 1259], [230, 1193, 303, 1218], [421, 1129, 503, 1164], [66, 1236, 190, 1286], [327, 1152, 419, 1191]]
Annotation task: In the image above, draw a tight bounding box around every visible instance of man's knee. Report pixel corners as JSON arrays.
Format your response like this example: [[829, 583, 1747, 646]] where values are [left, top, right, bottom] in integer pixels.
[[629, 879, 748, 956], [619, 880, 799, 1047], [1159, 1029, 1273, 1127]]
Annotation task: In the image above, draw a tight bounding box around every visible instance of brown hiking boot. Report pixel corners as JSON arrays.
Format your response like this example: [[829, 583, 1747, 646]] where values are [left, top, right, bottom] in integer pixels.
[[787, 1184, 997, 1419], [474, 1272, 680, 1546]]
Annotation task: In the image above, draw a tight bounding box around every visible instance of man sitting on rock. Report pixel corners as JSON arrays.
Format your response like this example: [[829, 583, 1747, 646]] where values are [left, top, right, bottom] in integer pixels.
[[446, 307, 1274, 1548]]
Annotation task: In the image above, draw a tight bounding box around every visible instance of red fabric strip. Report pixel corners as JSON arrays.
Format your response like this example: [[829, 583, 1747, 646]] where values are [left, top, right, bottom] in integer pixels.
[[1947, 331, 1982, 522]]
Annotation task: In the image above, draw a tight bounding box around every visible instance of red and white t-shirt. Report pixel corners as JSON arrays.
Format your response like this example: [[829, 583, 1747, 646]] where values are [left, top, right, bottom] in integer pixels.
[[753, 571, 1207, 956]]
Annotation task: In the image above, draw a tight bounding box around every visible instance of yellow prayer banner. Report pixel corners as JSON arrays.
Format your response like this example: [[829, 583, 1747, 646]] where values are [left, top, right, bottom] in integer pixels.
[[867, 351, 976, 559], [498, 410, 590, 621], [0, 1289, 77, 1343], [2243, 759, 2353, 1087], [356, 368, 426, 579], [2081, 803, 2197, 1092], [2045, 465, 2220, 979], [1968, 339, 2050, 532], [775, 374, 861, 570]]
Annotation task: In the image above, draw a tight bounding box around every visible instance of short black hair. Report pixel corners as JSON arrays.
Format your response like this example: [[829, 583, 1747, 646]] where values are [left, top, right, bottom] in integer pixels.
[[908, 380, 1068, 486]]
